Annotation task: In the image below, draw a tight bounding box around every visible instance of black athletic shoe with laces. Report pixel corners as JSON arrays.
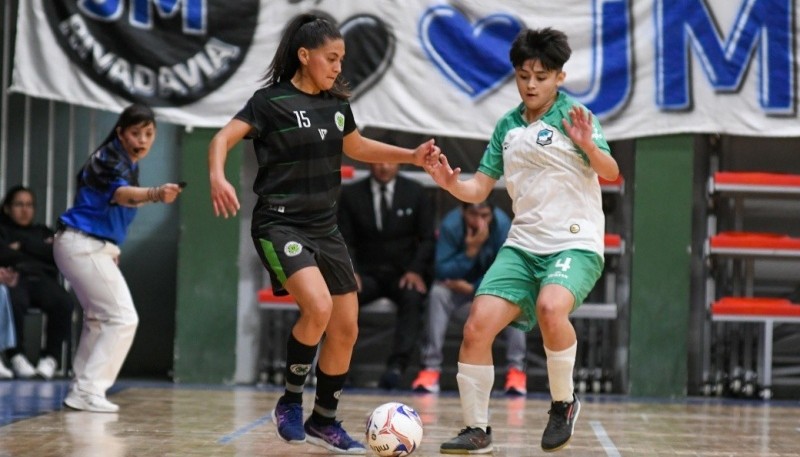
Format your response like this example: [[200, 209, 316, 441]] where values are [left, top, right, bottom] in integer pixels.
[[440, 426, 493, 454], [541, 394, 581, 452]]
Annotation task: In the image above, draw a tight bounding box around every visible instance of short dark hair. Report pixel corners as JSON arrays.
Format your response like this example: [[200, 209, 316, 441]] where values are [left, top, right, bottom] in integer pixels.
[[2, 185, 34, 212], [100, 103, 156, 146], [509, 27, 571, 71]]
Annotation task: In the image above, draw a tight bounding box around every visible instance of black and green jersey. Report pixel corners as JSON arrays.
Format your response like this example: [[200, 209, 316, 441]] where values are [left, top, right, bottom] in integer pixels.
[[236, 81, 357, 237]]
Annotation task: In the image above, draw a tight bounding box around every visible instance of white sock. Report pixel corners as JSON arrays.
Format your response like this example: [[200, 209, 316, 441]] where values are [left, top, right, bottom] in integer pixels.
[[456, 362, 494, 430], [545, 342, 577, 402]]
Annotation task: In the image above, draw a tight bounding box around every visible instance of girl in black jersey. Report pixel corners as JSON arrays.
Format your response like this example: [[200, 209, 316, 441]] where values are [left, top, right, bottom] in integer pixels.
[[208, 14, 438, 454]]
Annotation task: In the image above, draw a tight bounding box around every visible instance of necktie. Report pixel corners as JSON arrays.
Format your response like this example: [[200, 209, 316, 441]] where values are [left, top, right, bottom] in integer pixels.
[[379, 184, 390, 230]]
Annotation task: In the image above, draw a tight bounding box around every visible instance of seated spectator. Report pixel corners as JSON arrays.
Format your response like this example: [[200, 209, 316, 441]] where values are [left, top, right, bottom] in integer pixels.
[[0, 185, 75, 379], [0, 267, 18, 379], [338, 162, 436, 389], [411, 200, 529, 395]]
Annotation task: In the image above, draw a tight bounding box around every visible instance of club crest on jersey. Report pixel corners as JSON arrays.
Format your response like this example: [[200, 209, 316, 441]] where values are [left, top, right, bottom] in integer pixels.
[[43, 0, 259, 107], [335, 112, 345, 131], [284, 241, 303, 257], [536, 128, 553, 146]]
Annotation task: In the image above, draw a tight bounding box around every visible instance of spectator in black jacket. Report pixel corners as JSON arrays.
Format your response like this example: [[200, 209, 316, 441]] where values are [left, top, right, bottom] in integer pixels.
[[338, 163, 436, 389], [1, 185, 75, 379]]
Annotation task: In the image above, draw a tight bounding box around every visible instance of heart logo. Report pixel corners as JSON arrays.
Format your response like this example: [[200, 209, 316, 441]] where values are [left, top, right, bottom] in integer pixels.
[[419, 6, 523, 99], [340, 14, 395, 100]]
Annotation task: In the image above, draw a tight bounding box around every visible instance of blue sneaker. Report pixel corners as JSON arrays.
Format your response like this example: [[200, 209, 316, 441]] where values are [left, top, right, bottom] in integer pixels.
[[304, 419, 366, 454], [271, 402, 306, 443]]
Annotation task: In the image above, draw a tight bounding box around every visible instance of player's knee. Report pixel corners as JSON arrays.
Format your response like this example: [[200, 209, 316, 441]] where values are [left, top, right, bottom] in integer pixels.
[[462, 318, 491, 349], [536, 298, 569, 329], [310, 315, 332, 335], [300, 301, 333, 332]]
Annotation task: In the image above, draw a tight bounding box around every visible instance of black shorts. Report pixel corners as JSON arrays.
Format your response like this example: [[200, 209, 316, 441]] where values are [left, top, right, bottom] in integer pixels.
[[253, 225, 357, 296]]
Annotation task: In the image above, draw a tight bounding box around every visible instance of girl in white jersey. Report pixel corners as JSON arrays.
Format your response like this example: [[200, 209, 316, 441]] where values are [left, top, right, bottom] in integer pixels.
[[425, 28, 619, 454]]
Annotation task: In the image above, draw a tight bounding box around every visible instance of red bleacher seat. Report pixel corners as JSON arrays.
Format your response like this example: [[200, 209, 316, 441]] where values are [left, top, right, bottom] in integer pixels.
[[341, 165, 355, 179], [710, 231, 800, 250], [714, 171, 800, 188], [257, 287, 295, 304], [604, 233, 621, 249], [711, 297, 800, 317]]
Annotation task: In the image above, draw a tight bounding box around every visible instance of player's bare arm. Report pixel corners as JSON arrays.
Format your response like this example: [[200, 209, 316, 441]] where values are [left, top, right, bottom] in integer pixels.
[[425, 155, 496, 204], [208, 118, 251, 218], [113, 184, 182, 207], [343, 130, 439, 167], [562, 105, 619, 181]]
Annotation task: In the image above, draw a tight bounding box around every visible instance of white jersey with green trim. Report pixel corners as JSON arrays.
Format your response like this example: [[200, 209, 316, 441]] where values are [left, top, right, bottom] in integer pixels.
[[477, 92, 611, 257]]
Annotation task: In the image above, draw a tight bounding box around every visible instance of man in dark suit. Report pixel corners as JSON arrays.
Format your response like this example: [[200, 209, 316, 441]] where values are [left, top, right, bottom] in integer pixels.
[[338, 162, 436, 389]]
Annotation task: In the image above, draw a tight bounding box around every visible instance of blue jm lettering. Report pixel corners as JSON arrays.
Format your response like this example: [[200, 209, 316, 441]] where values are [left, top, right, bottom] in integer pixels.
[[562, 0, 632, 119], [656, 0, 794, 114], [78, 0, 206, 35]]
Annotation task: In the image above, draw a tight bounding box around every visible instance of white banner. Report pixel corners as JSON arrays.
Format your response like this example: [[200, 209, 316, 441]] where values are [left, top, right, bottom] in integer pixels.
[[12, 0, 800, 141]]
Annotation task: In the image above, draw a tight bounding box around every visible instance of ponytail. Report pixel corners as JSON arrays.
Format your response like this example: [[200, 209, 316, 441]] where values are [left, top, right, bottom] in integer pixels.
[[263, 14, 351, 99]]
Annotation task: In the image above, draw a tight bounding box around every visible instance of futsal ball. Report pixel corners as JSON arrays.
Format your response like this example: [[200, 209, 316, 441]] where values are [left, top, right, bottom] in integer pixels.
[[365, 402, 424, 456]]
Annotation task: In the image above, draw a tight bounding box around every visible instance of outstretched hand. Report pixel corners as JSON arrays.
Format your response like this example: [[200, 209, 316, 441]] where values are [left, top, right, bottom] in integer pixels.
[[423, 153, 461, 191], [562, 105, 596, 152], [210, 176, 240, 218]]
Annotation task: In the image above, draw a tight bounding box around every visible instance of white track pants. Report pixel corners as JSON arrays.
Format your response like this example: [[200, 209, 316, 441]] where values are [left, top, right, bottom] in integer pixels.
[[54, 230, 138, 397]]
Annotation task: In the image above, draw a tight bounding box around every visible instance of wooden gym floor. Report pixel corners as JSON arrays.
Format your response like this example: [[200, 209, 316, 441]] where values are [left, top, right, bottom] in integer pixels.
[[1, 380, 799, 456]]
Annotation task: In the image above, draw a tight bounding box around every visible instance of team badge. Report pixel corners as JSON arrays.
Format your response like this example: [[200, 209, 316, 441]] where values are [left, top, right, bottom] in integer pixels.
[[570, 224, 580, 233], [335, 112, 345, 131], [536, 128, 553, 146], [284, 241, 303, 257]]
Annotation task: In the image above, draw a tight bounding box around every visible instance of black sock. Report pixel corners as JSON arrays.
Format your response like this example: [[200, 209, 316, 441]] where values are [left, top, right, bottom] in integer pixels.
[[279, 332, 318, 405], [310, 366, 348, 426]]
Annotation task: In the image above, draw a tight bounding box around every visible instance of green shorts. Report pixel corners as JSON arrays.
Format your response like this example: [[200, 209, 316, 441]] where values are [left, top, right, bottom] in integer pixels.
[[476, 245, 604, 331]]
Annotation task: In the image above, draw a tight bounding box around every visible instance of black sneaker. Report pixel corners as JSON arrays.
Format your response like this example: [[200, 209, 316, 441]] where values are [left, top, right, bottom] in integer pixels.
[[541, 394, 581, 452], [440, 426, 493, 454]]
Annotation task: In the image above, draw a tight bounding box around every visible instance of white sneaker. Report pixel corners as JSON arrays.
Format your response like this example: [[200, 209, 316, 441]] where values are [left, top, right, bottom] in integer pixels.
[[10, 354, 36, 378], [35, 356, 58, 380], [0, 359, 12, 379], [64, 388, 120, 413]]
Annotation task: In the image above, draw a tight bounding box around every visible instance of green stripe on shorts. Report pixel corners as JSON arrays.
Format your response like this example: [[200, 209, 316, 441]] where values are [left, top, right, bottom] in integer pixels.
[[258, 238, 287, 285]]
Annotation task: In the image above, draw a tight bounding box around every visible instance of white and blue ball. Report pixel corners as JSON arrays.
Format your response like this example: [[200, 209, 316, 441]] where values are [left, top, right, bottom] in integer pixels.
[[365, 402, 424, 456]]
